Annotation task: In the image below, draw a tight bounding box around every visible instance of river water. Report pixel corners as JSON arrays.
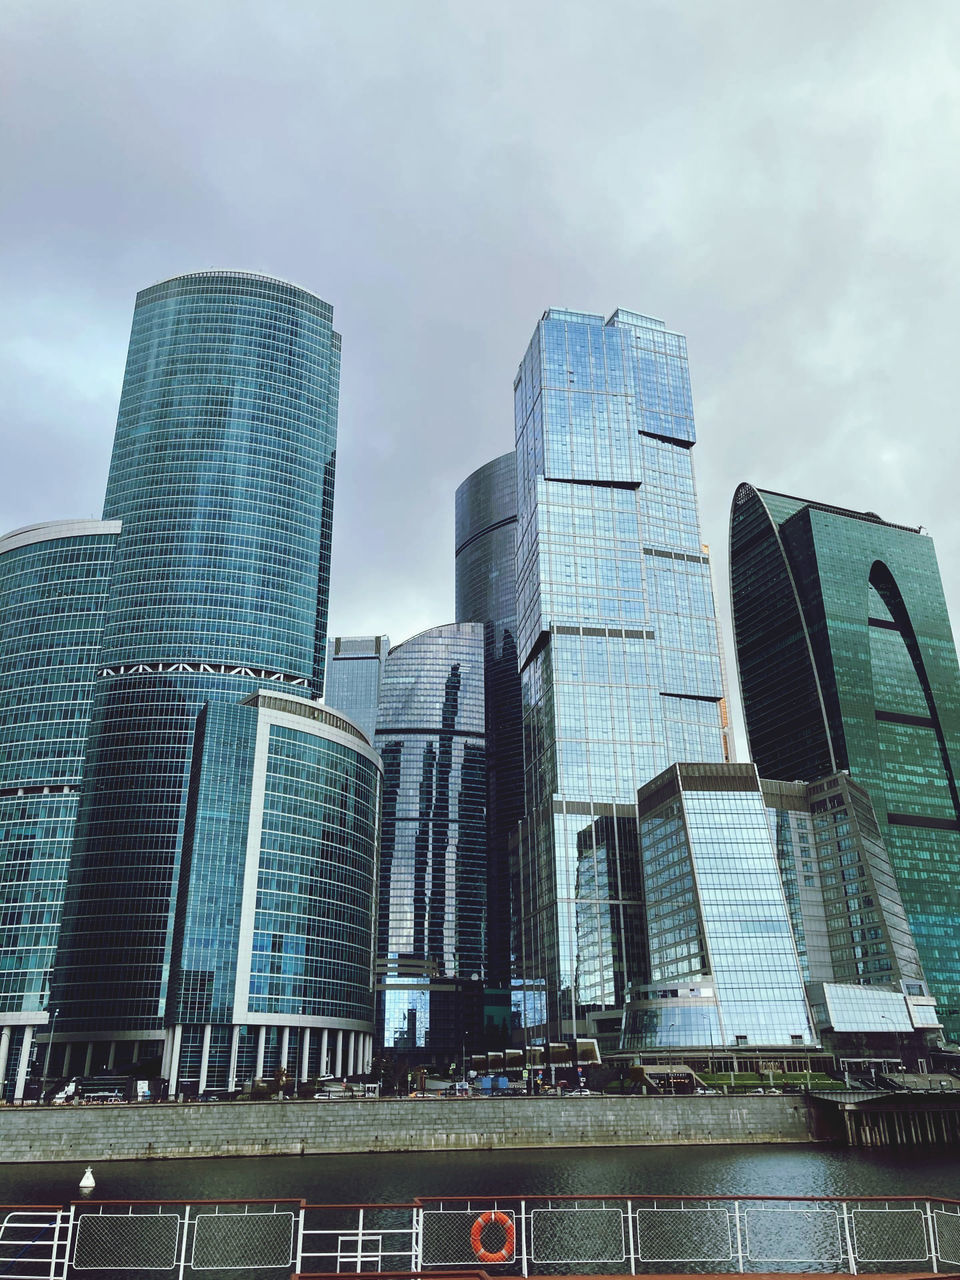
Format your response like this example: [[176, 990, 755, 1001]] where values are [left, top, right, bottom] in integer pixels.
[[1, 1144, 957, 1207]]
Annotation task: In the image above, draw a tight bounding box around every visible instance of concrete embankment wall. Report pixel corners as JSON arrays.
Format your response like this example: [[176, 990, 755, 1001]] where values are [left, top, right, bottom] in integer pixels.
[[0, 1096, 817, 1164]]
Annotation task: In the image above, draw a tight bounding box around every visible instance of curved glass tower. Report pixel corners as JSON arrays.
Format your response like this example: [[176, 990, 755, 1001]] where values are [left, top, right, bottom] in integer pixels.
[[374, 623, 486, 1055], [52, 272, 340, 1056], [455, 453, 523, 989], [730, 483, 960, 1041], [168, 691, 381, 1093], [0, 520, 119, 1097]]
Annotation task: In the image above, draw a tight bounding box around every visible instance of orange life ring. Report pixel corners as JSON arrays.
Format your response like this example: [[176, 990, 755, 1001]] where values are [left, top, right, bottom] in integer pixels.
[[469, 1210, 515, 1264]]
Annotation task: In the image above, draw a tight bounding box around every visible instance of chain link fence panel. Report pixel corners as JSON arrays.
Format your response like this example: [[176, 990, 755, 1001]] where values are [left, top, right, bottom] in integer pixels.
[[935, 1209, 960, 1267], [634, 1207, 733, 1263], [191, 1211, 295, 1271], [73, 1213, 181, 1271], [742, 1206, 843, 1264], [420, 1210, 515, 1266], [530, 1207, 625, 1264], [850, 1207, 928, 1265], [634, 1203, 732, 1264]]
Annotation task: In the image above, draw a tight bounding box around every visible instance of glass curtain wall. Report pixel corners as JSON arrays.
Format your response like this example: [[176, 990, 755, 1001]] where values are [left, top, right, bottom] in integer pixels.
[[51, 272, 341, 1053], [169, 692, 381, 1092], [455, 453, 523, 992], [731, 484, 960, 1041], [0, 520, 119, 1098], [623, 764, 813, 1052], [513, 308, 728, 1043], [324, 636, 389, 744], [374, 623, 486, 1055]]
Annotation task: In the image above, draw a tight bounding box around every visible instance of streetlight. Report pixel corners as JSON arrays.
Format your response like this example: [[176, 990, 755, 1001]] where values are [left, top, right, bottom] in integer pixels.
[[40, 1007, 59, 1105]]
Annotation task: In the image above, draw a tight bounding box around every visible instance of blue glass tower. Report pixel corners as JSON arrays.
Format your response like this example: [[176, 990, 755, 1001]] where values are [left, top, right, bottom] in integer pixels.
[[51, 271, 341, 1061], [374, 623, 486, 1056], [623, 763, 814, 1053], [324, 635, 390, 744], [513, 308, 728, 1044], [168, 691, 382, 1093], [0, 520, 119, 1098]]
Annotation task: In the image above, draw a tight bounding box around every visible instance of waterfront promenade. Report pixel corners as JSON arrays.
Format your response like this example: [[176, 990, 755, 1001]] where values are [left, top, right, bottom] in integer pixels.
[[0, 1095, 816, 1163]]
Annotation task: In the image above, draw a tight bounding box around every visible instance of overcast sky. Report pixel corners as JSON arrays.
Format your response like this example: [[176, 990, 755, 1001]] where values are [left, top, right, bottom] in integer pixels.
[[3, 1, 959, 752]]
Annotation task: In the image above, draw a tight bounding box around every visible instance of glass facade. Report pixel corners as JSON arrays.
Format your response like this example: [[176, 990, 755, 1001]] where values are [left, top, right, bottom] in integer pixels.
[[762, 773, 929, 996], [168, 691, 381, 1091], [0, 520, 119, 1097], [324, 635, 389, 744], [455, 453, 523, 989], [731, 485, 960, 1041], [51, 271, 341, 1043], [374, 623, 486, 1053], [623, 764, 813, 1051], [513, 308, 727, 1041]]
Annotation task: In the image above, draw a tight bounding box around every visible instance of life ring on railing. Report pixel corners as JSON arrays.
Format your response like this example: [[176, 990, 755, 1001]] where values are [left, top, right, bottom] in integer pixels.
[[469, 1210, 515, 1264]]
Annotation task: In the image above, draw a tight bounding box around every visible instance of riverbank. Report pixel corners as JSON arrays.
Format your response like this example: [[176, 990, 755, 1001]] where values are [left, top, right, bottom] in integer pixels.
[[0, 1095, 817, 1163]]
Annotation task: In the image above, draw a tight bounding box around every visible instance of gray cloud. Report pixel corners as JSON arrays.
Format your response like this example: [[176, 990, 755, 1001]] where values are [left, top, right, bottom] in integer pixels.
[[3, 0, 959, 750]]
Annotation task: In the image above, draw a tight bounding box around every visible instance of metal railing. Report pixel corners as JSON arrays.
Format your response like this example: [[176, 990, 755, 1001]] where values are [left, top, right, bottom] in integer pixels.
[[0, 1194, 957, 1279]]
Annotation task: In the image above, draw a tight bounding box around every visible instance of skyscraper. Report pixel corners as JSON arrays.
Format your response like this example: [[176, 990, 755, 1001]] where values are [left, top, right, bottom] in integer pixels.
[[730, 485, 960, 1041], [168, 691, 382, 1093], [50, 271, 341, 1068], [762, 772, 930, 996], [622, 763, 814, 1053], [455, 453, 522, 990], [0, 520, 119, 1098], [374, 623, 486, 1056], [762, 772, 940, 1061], [513, 308, 728, 1043], [324, 635, 390, 744]]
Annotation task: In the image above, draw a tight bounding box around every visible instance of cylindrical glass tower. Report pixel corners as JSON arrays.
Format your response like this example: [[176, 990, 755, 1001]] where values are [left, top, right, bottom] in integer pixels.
[[167, 691, 382, 1093], [0, 519, 119, 1097], [455, 453, 523, 990], [374, 623, 486, 1056], [51, 272, 341, 1048]]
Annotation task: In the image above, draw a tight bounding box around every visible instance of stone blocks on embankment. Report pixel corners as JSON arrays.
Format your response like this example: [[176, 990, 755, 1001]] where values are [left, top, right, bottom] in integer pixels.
[[0, 1095, 816, 1164]]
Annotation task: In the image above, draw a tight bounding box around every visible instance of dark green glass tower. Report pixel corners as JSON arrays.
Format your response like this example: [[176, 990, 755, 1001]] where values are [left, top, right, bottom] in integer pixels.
[[730, 484, 960, 1041]]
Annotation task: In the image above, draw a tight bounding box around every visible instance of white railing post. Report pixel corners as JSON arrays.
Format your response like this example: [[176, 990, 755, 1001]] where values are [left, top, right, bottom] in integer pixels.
[[733, 1201, 744, 1273], [519, 1200, 528, 1277], [413, 1204, 422, 1273], [178, 1206, 191, 1280], [294, 1205, 304, 1277], [626, 1200, 636, 1275], [355, 1207, 364, 1272], [51, 1208, 69, 1280], [926, 1200, 940, 1273], [841, 1202, 857, 1275]]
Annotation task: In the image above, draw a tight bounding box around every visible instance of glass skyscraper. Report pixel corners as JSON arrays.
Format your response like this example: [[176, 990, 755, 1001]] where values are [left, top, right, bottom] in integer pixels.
[[762, 772, 930, 995], [730, 485, 960, 1042], [50, 271, 341, 1066], [374, 623, 486, 1055], [324, 635, 390, 744], [455, 453, 522, 990], [513, 308, 727, 1043], [0, 519, 119, 1098], [168, 691, 381, 1094], [622, 763, 814, 1053]]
